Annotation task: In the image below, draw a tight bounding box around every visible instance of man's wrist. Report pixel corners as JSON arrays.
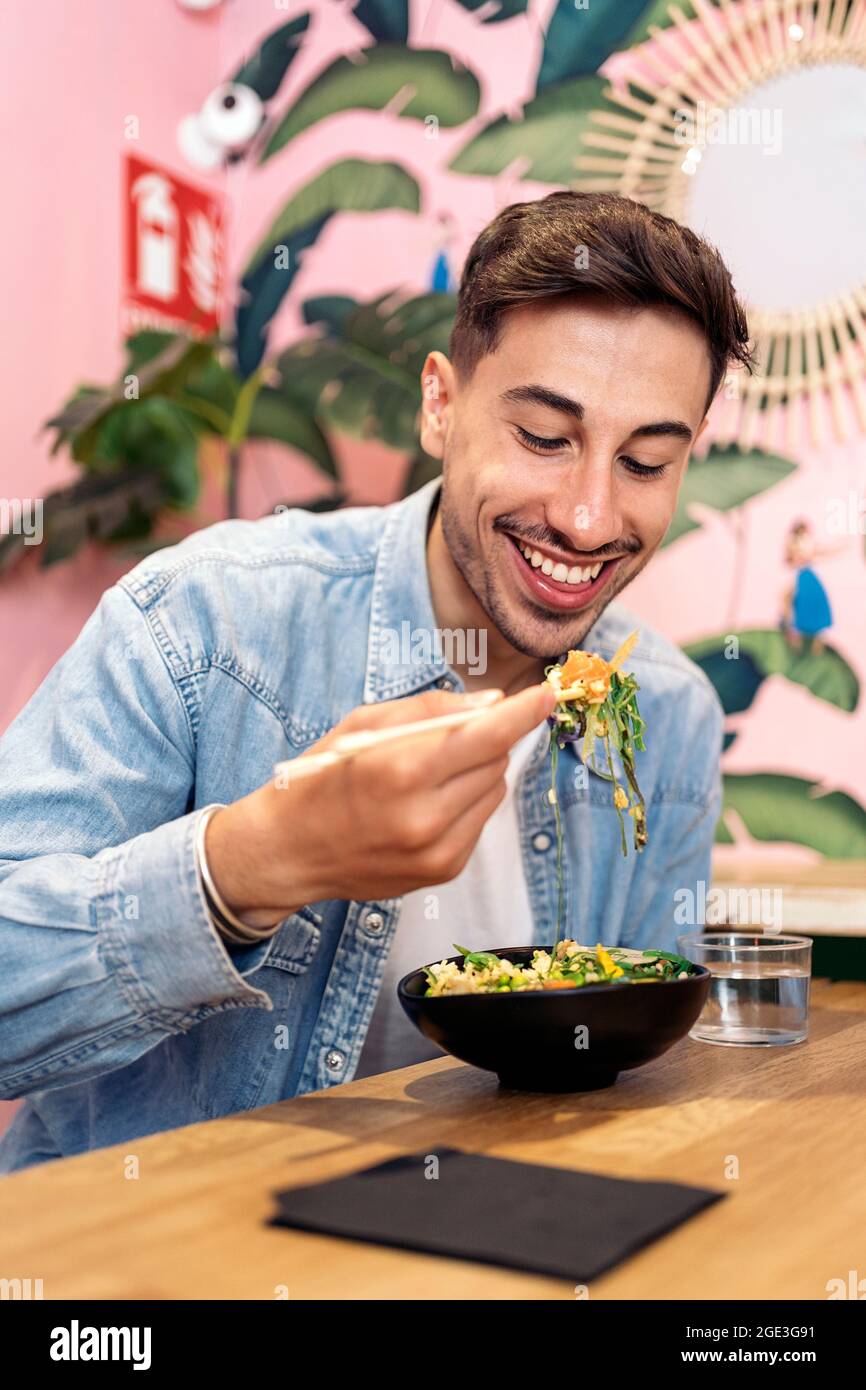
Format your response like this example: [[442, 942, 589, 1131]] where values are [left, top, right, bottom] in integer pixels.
[[203, 792, 316, 927]]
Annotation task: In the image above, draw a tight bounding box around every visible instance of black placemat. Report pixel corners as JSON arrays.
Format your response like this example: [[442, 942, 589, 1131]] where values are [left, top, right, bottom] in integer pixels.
[[270, 1147, 725, 1282]]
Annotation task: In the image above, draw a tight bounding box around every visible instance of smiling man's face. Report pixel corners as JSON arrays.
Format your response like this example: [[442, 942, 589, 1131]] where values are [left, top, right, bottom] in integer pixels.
[[421, 293, 712, 661]]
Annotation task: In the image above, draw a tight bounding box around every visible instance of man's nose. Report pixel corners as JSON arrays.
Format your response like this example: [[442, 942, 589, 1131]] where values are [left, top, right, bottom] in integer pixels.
[[548, 461, 625, 553]]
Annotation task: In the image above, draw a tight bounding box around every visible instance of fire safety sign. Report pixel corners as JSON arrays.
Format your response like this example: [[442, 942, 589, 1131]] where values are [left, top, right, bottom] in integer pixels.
[[123, 153, 225, 336]]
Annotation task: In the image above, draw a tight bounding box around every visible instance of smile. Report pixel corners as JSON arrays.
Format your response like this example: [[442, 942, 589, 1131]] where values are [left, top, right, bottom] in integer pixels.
[[503, 532, 625, 611]]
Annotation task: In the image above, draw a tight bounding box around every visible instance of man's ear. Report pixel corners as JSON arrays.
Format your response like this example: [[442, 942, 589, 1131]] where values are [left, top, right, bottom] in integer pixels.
[[418, 351, 455, 461], [694, 416, 709, 446]]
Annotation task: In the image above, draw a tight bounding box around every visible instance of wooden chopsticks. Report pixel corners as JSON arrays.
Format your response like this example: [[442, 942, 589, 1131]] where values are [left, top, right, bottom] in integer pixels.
[[272, 702, 500, 785]]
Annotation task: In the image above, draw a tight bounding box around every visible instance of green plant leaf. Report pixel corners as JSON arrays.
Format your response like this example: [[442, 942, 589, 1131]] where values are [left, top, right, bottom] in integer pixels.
[[175, 353, 239, 432], [0, 471, 166, 574], [718, 774, 866, 858], [95, 398, 201, 508], [45, 335, 217, 464], [276, 289, 455, 451], [685, 630, 859, 714], [247, 385, 337, 476], [449, 75, 619, 184], [300, 295, 360, 338], [536, 0, 654, 92], [232, 15, 310, 100], [664, 445, 797, 547], [404, 450, 442, 495], [260, 47, 480, 162]]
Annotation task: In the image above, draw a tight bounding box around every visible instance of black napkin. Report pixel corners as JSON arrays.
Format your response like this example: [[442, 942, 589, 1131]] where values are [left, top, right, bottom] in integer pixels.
[[270, 1147, 724, 1281]]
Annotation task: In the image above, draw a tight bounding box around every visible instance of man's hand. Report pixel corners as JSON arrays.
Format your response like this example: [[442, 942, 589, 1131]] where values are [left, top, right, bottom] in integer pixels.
[[205, 683, 557, 929]]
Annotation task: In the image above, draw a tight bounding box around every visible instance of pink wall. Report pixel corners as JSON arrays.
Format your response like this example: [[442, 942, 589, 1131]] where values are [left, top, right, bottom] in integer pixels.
[[1, 2, 865, 1135]]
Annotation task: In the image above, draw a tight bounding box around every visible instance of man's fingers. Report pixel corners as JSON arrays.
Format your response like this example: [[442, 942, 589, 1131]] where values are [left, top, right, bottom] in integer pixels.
[[330, 687, 504, 738], [423, 682, 556, 786]]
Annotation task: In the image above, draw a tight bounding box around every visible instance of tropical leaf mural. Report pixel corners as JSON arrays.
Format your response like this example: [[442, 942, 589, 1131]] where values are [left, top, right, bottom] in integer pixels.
[[236, 160, 420, 377], [536, 0, 657, 91], [686, 631, 859, 717], [232, 15, 309, 99], [663, 446, 798, 547], [450, 75, 618, 184], [260, 48, 481, 162], [719, 775, 866, 858]]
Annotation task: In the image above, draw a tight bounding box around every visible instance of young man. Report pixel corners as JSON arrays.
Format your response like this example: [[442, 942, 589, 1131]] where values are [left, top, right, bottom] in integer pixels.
[[0, 192, 751, 1169]]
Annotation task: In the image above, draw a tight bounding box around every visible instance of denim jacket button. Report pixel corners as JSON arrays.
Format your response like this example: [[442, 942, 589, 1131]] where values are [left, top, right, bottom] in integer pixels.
[[364, 910, 385, 934], [325, 1048, 345, 1072], [532, 832, 552, 852], [437, 676, 455, 690]]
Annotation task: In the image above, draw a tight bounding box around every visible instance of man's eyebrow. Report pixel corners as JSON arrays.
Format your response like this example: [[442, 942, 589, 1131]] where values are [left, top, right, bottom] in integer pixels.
[[500, 385, 585, 421], [628, 419, 694, 443], [501, 385, 694, 443]]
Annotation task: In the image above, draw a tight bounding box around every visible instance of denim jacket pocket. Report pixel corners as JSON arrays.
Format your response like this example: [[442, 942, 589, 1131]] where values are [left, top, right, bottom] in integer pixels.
[[266, 904, 322, 974]]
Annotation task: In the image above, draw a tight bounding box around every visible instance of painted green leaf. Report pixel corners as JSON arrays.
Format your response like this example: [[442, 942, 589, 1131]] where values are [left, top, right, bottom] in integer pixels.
[[622, 0, 693, 48], [685, 630, 859, 714], [232, 16, 310, 101], [236, 161, 419, 377], [686, 644, 765, 717], [236, 214, 331, 379], [260, 47, 480, 163], [453, 0, 529, 22], [351, 0, 407, 42], [663, 445, 797, 547], [244, 159, 419, 275], [718, 774, 866, 857], [536, 0, 654, 93], [449, 75, 623, 184]]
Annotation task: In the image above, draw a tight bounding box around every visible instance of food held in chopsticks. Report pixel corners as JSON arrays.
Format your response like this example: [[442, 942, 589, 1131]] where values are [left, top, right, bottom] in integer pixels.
[[423, 942, 698, 996], [543, 628, 647, 857]]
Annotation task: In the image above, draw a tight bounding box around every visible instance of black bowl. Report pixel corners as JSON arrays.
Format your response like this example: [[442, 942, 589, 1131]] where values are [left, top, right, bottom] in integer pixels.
[[398, 945, 711, 1092]]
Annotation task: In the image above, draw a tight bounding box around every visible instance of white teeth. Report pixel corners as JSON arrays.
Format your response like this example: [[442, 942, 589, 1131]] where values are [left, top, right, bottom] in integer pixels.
[[515, 537, 605, 585]]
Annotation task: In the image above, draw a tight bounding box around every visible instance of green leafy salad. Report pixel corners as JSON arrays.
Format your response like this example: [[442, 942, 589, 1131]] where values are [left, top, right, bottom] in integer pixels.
[[423, 942, 699, 996]]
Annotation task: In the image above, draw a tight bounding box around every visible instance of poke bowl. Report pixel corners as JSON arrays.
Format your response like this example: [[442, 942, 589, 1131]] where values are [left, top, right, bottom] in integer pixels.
[[398, 941, 711, 1092]]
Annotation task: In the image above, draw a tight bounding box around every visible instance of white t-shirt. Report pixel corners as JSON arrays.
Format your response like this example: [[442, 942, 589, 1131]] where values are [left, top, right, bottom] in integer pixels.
[[353, 722, 547, 1079]]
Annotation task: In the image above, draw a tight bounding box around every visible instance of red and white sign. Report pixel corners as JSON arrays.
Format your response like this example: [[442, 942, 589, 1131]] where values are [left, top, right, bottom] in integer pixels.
[[123, 153, 225, 336]]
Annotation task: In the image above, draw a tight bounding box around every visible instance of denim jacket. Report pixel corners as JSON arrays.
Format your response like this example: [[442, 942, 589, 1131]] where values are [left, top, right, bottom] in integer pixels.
[[0, 478, 722, 1170]]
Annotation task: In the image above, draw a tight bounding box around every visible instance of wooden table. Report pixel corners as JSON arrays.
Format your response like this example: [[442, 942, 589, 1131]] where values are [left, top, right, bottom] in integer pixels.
[[2, 977, 864, 1300]]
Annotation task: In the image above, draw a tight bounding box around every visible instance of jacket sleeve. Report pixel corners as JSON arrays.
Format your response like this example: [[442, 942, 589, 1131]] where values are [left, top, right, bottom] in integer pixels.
[[0, 583, 275, 1100]]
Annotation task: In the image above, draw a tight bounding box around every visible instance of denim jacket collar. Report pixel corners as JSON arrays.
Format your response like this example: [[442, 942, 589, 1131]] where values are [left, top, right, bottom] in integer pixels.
[[364, 477, 462, 703]]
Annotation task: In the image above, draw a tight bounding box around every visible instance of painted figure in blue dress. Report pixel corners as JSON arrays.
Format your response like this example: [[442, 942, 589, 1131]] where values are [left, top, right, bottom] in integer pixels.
[[781, 519, 834, 651], [429, 212, 457, 293]]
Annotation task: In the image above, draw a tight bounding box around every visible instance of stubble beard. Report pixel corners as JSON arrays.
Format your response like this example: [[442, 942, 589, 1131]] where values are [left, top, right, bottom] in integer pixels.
[[437, 478, 645, 663]]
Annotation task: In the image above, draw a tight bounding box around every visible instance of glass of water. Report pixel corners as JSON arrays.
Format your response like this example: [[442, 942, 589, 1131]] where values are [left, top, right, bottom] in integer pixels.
[[676, 932, 812, 1046]]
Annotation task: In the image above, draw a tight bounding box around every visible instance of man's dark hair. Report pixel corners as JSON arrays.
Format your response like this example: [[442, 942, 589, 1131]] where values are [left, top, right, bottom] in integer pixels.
[[449, 191, 754, 415]]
